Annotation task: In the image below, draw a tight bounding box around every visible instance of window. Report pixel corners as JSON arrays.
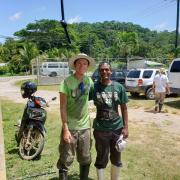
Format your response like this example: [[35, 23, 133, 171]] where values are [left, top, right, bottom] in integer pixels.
[[142, 70, 153, 78], [48, 64, 59, 68], [127, 70, 140, 78], [170, 61, 180, 72], [112, 71, 124, 78]]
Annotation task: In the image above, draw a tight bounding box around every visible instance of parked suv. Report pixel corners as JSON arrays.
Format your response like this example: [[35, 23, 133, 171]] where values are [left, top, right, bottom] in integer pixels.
[[125, 68, 160, 99], [168, 58, 180, 95], [91, 69, 126, 86]]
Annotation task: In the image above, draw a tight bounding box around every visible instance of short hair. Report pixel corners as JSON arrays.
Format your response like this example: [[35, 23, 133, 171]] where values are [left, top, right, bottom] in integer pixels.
[[74, 58, 90, 66], [159, 68, 165, 74], [98, 61, 112, 71]]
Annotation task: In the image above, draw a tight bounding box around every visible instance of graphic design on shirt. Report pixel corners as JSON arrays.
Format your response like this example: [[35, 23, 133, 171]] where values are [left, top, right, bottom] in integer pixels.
[[96, 91, 118, 106], [71, 82, 90, 101]]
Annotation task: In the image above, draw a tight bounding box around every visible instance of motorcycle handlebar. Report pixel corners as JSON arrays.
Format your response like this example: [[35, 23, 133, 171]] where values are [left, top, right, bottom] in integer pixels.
[[45, 97, 57, 107]]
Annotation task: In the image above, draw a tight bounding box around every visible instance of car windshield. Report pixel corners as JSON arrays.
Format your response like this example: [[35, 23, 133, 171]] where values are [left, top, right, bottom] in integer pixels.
[[92, 69, 99, 77], [112, 71, 125, 78], [127, 70, 140, 78]]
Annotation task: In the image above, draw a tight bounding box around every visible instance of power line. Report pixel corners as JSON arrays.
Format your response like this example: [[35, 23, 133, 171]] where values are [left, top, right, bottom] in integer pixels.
[[130, 0, 176, 20], [140, 1, 175, 18]]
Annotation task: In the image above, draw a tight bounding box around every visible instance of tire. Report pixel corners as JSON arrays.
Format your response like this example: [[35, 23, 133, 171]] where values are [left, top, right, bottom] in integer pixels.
[[49, 72, 57, 77], [146, 88, 155, 100], [130, 92, 139, 97], [19, 127, 45, 160]]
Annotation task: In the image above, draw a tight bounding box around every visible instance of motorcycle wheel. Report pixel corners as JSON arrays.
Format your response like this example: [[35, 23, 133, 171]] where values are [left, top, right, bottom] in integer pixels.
[[19, 127, 45, 160]]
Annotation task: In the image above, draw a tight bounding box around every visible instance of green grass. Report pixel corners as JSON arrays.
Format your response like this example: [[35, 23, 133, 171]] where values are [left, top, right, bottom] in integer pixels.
[[2, 99, 180, 180], [127, 93, 180, 115]]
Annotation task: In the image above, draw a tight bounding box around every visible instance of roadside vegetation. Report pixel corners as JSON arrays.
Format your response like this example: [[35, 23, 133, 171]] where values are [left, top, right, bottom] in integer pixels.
[[0, 20, 179, 77], [2, 98, 180, 180]]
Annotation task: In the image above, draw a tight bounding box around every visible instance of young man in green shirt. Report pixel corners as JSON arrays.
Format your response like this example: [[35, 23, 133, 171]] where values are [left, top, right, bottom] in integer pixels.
[[57, 53, 95, 180], [91, 62, 129, 180]]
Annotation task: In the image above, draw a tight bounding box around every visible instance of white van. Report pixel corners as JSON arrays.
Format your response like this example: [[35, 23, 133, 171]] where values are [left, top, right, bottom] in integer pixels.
[[168, 58, 180, 95], [40, 62, 70, 77]]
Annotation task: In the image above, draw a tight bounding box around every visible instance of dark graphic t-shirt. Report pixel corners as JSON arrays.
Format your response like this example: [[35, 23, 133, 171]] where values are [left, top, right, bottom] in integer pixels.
[[91, 81, 128, 131]]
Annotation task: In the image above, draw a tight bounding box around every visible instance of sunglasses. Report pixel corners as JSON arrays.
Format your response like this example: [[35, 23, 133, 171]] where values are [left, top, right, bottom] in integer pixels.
[[71, 82, 86, 98], [79, 82, 85, 94]]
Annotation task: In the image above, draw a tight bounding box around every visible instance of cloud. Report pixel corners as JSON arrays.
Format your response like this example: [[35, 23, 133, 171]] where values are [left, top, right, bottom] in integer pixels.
[[67, 16, 81, 24], [154, 22, 168, 31], [9, 12, 22, 21]]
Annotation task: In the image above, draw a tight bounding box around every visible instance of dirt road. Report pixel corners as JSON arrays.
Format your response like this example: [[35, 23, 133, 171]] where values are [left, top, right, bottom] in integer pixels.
[[0, 76, 179, 135], [0, 76, 59, 105]]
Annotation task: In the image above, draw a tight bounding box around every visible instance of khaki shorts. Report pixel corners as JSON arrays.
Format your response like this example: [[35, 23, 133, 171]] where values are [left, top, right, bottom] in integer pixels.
[[57, 129, 92, 170], [155, 92, 166, 104]]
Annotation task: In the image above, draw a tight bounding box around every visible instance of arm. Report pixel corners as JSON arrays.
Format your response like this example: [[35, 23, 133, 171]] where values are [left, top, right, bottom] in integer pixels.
[[152, 81, 155, 94], [120, 104, 128, 139], [60, 92, 73, 143], [166, 78, 170, 95], [88, 77, 94, 101], [166, 84, 170, 95]]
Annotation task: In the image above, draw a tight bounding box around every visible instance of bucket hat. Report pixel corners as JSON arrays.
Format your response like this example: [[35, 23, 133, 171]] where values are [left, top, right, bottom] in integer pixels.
[[115, 134, 127, 152], [69, 53, 95, 70]]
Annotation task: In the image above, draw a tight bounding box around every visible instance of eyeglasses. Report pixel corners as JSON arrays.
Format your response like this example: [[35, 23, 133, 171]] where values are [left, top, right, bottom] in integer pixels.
[[99, 68, 111, 72]]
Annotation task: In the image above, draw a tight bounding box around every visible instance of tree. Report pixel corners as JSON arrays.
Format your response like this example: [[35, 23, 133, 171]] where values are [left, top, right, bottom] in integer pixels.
[[14, 19, 78, 52], [19, 42, 39, 72], [114, 31, 139, 67]]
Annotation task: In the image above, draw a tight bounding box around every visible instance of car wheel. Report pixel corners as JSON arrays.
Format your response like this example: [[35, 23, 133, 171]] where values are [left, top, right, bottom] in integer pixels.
[[130, 92, 139, 97], [146, 88, 155, 100], [49, 72, 57, 77]]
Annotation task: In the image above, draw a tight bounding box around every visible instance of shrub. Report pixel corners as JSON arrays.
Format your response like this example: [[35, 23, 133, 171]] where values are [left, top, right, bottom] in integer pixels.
[[0, 65, 9, 75]]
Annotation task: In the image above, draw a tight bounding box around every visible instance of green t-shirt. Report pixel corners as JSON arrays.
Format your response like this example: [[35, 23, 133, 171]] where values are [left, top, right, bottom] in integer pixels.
[[92, 81, 128, 131], [59, 75, 93, 130]]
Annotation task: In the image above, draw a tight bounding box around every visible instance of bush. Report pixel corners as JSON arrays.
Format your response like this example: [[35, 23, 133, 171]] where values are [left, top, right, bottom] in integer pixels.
[[0, 65, 9, 75]]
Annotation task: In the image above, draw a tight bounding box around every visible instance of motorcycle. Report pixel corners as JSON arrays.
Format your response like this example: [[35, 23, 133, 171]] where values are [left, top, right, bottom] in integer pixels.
[[15, 81, 56, 160]]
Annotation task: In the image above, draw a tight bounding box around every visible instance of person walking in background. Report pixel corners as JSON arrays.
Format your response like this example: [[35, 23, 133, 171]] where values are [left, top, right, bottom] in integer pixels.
[[57, 53, 95, 180], [152, 68, 170, 113], [90, 62, 129, 180]]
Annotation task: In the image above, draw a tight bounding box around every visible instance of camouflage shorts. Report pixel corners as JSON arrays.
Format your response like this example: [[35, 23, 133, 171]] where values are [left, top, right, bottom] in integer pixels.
[[57, 128, 92, 170]]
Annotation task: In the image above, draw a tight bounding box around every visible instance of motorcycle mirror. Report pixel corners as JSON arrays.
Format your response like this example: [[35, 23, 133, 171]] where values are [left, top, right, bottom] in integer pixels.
[[52, 97, 57, 101]]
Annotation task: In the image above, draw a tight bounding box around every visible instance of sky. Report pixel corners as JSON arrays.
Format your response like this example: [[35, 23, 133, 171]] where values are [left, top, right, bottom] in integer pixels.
[[0, 0, 178, 43]]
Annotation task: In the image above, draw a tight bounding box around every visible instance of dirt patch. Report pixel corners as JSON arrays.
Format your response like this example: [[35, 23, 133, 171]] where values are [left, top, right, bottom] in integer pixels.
[[0, 76, 59, 105]]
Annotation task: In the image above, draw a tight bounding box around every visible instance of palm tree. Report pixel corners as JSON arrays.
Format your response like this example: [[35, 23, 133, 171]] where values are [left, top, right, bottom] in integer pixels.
[[19, 42, 39, 73], [115, 31, 139, 68]]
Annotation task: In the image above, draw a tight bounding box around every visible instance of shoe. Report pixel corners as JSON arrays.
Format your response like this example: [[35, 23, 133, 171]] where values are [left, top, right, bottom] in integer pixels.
[[154, 106, 158, 112]]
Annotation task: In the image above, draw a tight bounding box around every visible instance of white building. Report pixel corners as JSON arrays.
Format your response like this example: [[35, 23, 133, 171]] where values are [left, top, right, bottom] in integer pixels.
[[127, 57, 163, 69]]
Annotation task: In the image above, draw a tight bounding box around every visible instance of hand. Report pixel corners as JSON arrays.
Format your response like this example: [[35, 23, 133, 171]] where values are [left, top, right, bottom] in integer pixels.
[[122, 127, 128, 139], [63, 129, 73, 143]]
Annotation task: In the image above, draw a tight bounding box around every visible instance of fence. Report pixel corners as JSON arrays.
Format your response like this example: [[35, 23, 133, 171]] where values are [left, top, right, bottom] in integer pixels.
[[32, 58, 70, 86], [32, 56, 172, 85]]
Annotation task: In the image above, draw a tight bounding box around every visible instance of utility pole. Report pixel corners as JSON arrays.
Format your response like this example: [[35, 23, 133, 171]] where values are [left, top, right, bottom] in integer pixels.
[[175, 0, 180, 49]]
